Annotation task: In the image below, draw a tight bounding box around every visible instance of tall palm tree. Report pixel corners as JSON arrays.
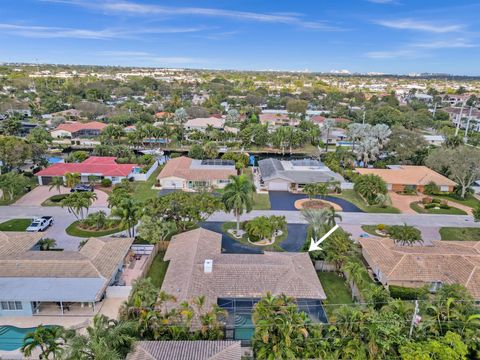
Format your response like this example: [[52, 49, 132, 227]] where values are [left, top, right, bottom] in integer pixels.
[[62, 191, 97, 220], [49, 176, 65, 194], [111, 197, 141, 237], [65, 172, 80, 188], [21, 325, 67, 360], [221, 174, 255, 235], [341, 261, 367, 300]]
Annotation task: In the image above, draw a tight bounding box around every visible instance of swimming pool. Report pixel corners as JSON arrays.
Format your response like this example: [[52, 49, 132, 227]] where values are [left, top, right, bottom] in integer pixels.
[[0, 326, 36, 351]]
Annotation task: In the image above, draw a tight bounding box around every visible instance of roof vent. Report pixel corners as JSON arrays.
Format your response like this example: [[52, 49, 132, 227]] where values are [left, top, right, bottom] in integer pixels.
[[204, 259, 213, 274]]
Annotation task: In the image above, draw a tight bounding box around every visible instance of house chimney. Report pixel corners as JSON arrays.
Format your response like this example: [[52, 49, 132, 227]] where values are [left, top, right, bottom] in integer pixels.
[[204, 259, 213, 273]]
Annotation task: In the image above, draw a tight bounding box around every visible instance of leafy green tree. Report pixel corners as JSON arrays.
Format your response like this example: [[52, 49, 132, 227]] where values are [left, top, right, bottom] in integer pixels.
[[252, 293, 310, 360], [49, 176, 65, 194], [0, 136, 31, 170], [85, 210, 108, 230], [286, 98, 308, 116], [388, 224, 423, 246], [107, 187, 130, 208], [21, 325, 68, 360], [188, 144, 205, 159], [203, 141, 218, 159], [342, 260, 367, 300], [137, 215, 177, 244], [68, 151, 89, 163], [400, 332, 468, 360], [27, 127, 52, 144], [222, 174, 255, 235], [354, 174, 388, 205], [0, 172, 29, 201]]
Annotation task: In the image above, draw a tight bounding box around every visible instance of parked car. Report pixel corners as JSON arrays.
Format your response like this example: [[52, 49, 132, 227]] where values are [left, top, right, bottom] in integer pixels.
[[70, 184, 94, 192], [26, 216, 54, 232]]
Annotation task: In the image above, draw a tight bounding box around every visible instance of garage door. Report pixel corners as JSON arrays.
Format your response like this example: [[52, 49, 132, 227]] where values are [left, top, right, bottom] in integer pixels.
[[40, 176, 53, 185], [268, 181, 289, 191]]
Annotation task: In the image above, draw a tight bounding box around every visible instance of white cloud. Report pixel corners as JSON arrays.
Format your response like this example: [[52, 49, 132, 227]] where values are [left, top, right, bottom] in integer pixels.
[[41, 0, 342, 31], [365, 49, 417, 59], [375, 18, 464, 33], [95, 50, 205, 65], [412, 39, 476, 49], [0, 23, 203, 39]]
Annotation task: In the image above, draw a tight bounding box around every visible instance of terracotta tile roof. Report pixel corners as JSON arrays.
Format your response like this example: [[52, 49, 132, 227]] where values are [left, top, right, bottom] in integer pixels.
[[36, 156, 138, 177], [356, 165, 456, 187], [0, 231, 44, 256], [127, 341, 242, 360], [158, 157, 236, 182], [161, 228, 326, 307], [358, 237, 480, 300], [54, 121, 107, 133]]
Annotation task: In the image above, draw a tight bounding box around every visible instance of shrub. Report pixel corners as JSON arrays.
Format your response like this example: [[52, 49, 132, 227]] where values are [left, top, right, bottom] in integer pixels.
[[101, 178, 112, 187], [439, 203, 450, 209], [422, 197, 432, 204], [424, 203, 436, 209], [431, 198, 441, 204], [473, 206, 480, 222], [49, 194, 68, 203], [389, 285, 429, 300], [424, 181, 440, 195], [377, 224, 385, 231]]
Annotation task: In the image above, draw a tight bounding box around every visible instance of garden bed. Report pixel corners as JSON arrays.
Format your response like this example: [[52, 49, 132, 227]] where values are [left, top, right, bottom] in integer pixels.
[[330, 190, 400, 213], [42, 194, 69, 207], [65, 220, 127, 237], [221, 221, 287, 251], [294, 198, 341, 211], [0, 218, 32, 231], [410, 201, 467, 215], [361, 225, 390, 237]]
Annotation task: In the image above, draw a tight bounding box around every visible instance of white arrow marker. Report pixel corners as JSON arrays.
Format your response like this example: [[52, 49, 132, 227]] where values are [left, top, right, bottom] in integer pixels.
[[308, 224, 339, 252]]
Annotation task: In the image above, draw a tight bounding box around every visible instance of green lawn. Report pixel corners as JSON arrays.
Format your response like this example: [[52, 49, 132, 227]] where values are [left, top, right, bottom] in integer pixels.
[[252, 193, 271, 210], [146, 251, 169, 288], [410, 201, 467, 215], [331, 190, 400, 214], [65, 220, 127, 237], [221, 221, 286, 251], [317, 272, 353, 307], [439, 227, 480, 241], [131, 166, 162, 203], [0, 218, 31, 231], [434, 193, 480, 209]]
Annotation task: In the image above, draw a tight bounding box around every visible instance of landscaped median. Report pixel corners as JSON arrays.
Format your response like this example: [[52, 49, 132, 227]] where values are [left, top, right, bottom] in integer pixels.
[[65, 220, 128, 237], [410, 198, 467, 215], [331, 190, 400, 213], [0, 218, 32, 231], [42, 194, 69, 206]]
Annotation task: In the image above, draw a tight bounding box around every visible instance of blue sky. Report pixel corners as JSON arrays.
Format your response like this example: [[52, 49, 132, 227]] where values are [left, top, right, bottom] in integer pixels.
[[1, 0, 480, 75]]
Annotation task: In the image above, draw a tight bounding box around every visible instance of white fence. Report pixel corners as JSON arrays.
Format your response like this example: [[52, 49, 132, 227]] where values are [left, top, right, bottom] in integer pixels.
[[341, 182, 354, 190], [314, 261, 337, 272], [106, 285, 132, 299], [130, 160, 159, 181]]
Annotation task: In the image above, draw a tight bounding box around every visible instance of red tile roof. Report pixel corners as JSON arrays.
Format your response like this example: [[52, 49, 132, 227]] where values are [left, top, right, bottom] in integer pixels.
[[36, 156, 138, 177], [54, 121, 107, 133]]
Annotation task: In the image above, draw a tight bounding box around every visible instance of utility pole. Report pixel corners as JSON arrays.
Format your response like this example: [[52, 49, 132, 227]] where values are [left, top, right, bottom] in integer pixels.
[[362, 110, 366, 125], [409, 300, 420, 338], [432, 102, 437, 119], [455, 103, 464, 137]]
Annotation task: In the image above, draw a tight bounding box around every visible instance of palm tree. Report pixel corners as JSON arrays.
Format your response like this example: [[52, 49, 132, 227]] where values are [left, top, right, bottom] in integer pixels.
[[388, 223, 423, 246], [62, 191, 97, 220], [221, 174, 255, 235], [353, 174, 387, 205], [21, 325, 67, 360], [49, 176, 65, 194], [38, 237, 57, 251], [342, 261, 367, 300], [324, 208, 342, 227], [323, 118, 336, 151], [65, 172, 80, 189], [64, 315, 136, 360], [111, 197, 141, 237], [86, 210, 108, 230]]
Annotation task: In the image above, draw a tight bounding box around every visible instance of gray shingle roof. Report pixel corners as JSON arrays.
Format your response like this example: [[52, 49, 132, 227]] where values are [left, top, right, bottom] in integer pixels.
[[127, 341, 242, 360], [258, 158, 344, 184], [161, 228, 326, 307]]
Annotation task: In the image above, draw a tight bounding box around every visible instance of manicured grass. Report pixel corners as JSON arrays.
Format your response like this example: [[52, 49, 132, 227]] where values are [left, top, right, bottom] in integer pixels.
[[434, 193, 480, 209], [65, 220, 126, 237], [41, 193, 69, 207], [410, 201, 467, 215], [252, 193, 271, 210], [0, 218, 31, 231], [317, 272, 353, 307], [146, 251, 169, 288], [360, 225, 389, 237], [221, 221, 286, 251], [131, 166, 162, 203], [331, 190, 400, 214], [439, 227, 480, 241]]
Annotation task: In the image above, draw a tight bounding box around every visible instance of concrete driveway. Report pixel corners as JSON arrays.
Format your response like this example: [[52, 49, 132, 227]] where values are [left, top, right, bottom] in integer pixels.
[[13, 186, 109, 207], [268, 191, 363, 212], [388, 192, 472, 214]]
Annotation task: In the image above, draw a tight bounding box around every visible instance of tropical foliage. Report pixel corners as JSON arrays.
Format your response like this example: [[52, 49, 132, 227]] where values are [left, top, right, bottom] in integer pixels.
[[353, 173, 388, 205], [221, 174, 255, 235]]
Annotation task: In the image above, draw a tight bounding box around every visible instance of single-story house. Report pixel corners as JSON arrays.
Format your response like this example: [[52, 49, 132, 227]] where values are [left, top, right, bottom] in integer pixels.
[[42, 109, 82, 121], [50, 121, 107, 138], [161, 228, 327, 342], [258, 158, 344, 192], [127, 341, 242, 360], [157, 156, 236, 190], [184, 117, 225, 132], [355, 165, 456, 193], [36, 156, 145, 185], [259, 113, 299, 128], [358, 237, 480, 300], [0, 231, 134, 317]]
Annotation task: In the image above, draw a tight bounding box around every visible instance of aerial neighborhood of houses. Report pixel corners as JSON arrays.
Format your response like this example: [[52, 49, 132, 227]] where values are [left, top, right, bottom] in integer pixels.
[[1, 64, 480, 359]]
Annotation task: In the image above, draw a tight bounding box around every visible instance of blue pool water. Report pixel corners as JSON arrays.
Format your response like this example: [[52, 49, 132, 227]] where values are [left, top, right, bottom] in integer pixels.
[[47, 156, 64, 164], [0, 326, 37, 351]]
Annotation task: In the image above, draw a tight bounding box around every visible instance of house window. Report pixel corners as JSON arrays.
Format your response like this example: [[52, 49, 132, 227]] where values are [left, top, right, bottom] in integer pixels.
[[1, 301, 23, 310]]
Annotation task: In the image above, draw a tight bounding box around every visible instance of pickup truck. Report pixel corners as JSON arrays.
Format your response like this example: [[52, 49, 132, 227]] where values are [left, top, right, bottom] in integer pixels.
[[26, 216, 54, 232]]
